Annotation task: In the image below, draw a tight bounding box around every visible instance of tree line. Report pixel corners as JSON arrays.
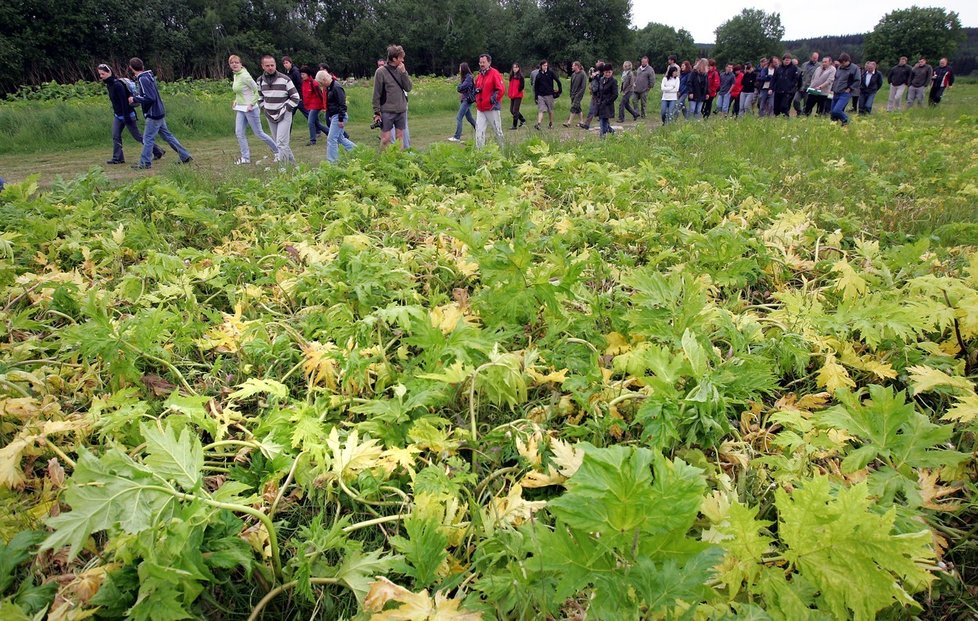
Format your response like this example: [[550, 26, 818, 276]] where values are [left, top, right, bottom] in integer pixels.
[[1, 1, 968, 95]]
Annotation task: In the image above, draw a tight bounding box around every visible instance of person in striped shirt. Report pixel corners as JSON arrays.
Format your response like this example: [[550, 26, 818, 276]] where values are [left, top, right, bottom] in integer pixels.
[[257, 55, 300, 165]]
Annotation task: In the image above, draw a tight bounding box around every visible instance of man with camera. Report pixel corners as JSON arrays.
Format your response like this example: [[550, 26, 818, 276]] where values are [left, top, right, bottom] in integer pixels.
[[474, 54, 505, 149], [579, 60, 604, 130], [372, 45, 413, 149]]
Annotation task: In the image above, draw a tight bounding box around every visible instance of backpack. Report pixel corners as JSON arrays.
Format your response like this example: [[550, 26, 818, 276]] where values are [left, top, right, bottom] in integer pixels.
[[120, 77, 139, 97]]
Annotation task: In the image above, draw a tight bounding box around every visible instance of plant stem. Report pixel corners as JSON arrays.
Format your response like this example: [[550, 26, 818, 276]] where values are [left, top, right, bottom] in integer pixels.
[[342, 514, 403, 534], [246, 578, 343, 621]]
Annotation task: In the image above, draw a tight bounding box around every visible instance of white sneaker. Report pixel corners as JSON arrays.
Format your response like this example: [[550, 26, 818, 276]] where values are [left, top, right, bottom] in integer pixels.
[[447, 137, 461, 142], [235, 159, 251, 165]]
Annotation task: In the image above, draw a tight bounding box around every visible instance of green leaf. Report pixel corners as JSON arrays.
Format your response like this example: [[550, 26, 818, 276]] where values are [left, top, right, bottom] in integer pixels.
[[331, 548, 400, 604], [390, 517, 448, 589], [0, 531, 46, 593], [622, 549, 721, 617], [776, 477, 934, 621], [141, 422, 203, 490]]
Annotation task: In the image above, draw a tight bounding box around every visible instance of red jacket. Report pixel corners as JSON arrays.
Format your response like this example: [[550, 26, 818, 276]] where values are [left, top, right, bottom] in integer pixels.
[[731, 72, 744, 98], [508, 74, 524, 99], [301, 77, 325, 110], [475, 67, 504, 112], [707, 69, 720, 97]]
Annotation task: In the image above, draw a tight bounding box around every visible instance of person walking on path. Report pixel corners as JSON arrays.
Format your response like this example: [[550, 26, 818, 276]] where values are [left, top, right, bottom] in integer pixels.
[[703, 59, 720, 118], [858, 61, 882, 114], [580, 61, 604, 129], [315, 70, 356, 163], [738, 62, 756, 116], [228, 55, 278, 165], [794, 52, 819, 114], [830, 53, 860, 126], [533, 60, 562, 130], [449, 62, 477, 142], [907, 57, 932, 108], [257, 55, 300, 165], [688, 59, 709, 119], [804, 56, 835, 116], [617, 61, 640, 122], [563, 61, 586, 127], [474, 54, 505, 148], [930, 58, 954, 106], [716, 64, 735, 115], [282, 56, 307, 121], [300, 66, 329, 146], [372, 45, 413, 149], [632, 56, 655, 118], [730, 64, 744, 116], [97, 63, 163, 165], [660, 65, 680, 124], [886, 56, 911, 111], [508, 63, 527, 130], [677, 60, 692, 119], [127, 57, 192, 170], [772, 54, 799, 116], [596, 63, 618, 137]]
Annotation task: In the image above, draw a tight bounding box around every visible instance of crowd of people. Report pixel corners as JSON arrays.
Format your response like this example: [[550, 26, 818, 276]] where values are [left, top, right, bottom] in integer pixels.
[[95, 47, 958, 166]]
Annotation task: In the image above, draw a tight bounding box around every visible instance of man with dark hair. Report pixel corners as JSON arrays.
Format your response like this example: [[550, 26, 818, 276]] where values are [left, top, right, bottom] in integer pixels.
[[858, 61, 882, 114], [907, 57, 932, 108], [258, 55, 300, 165], [830, 53, 860, 125], [563, 61, 586, 127], [930, 58, 954, 105], [886, 56, 911, 111], [372, 44, 413, 149], [772, 54, 798, 116], [97, 63, 163, 165], [281, 56, 307, 120], [579, 60, 603, 130], [127, 57, 192, 169], [474, 54, 505, 148], [632, 56, 655, 118], [533, 59, 561, 130]]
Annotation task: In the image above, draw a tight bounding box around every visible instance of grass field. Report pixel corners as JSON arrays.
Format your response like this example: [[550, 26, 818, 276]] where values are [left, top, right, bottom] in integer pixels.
[[1, 77, 978, 620]]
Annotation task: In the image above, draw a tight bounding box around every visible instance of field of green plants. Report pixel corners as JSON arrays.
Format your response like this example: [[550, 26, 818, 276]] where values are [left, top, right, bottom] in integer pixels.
[[1, 83, 978, 620]]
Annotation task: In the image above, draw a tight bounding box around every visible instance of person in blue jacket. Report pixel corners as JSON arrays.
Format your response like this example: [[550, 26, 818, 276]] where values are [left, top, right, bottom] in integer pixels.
[[449, 62, 476, 142], [97, 64, 163, 165], [127, 57, 193, 170]]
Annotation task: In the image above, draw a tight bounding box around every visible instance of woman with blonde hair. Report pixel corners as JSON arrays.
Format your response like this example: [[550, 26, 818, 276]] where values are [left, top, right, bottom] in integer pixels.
[[617, 60, 640, 122], [315, 70, 356, 163], [228, 55, 278, 164]]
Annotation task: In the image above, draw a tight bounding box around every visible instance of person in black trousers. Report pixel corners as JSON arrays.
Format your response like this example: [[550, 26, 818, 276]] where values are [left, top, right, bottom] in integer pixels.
[[97, 63, 163, 165]]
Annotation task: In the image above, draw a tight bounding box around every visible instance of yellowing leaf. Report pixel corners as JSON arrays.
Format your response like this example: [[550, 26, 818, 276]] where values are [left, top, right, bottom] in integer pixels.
[[603, 332, 630, 355], [549, 438, 584, 478], [196, 302, 256, 353], [515, 432, 541, 466], [417, 361, 474, 384], [377, 445, 421, 479], [302, 341, 339, 390], [526, 367, 568, 386], [429, 303, 467, 334], [327, 427, 383, 480], [228, 378, 289, 401], [486, 484, 546, 527], [364, 577, 482, 620], [832, 259, 867, 301], [0, 437, 31, 488], [907, 365, 975, 395], [520, 466, 566, 488], [943, 394, 978, 424], [917, 470, 963, 511], [817, 354, 855, 394]]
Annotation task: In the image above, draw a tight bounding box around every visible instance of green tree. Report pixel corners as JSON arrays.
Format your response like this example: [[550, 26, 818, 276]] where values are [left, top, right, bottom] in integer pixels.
[[632, 22, 698, 70], [713, 8, 784, 66], [537, 0, 632, 73], [863, 7, 964, 66]]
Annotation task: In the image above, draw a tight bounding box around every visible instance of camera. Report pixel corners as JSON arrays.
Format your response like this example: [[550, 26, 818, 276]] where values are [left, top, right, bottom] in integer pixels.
[[370, 118, 383, 130]]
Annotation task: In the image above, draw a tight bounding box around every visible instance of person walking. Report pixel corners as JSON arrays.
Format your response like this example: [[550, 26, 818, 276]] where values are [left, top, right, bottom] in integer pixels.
[[617, 61, 640, 122], [449, 62, 477, 142], [579, 60, 603, 129], [281, 56, 307, 121], [907, 57, 932, 108], [474, 54, 505, 148], [772, 54, 799, 116], [793, 52, 819, 114], [508, 63, 527, 129], [563, 61, 586, 127], [703, 59, 720, 118], [830, 53, 860, 125], [257, 54, 301, 165], [805, 56, 835, 116], [738, 62, 756, 116], [97, 63, 163, 165], [886, 56, 911, 111], [759, 56, 779, 117], [315, 71, 356, 163], [300, 66, 329, 146], [716, 63, 735, 115], [533, 59, 562, 130], [660, 65, 680, 124], [677, 60, 692, 118], [858, 61, 883, 114], [688, 59, 708, 119], [730, 64, 744, 116], [930, 58, 954, 106], [632, 56, 655, 118], [228, 55, 277, 165], [372, 45, 413, 149], [596, 63, 618, 137], [127, 57, 192, 170]]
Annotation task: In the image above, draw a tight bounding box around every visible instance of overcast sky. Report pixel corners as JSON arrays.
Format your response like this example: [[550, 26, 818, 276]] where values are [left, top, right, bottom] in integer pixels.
[[631, 1, 978, 43]]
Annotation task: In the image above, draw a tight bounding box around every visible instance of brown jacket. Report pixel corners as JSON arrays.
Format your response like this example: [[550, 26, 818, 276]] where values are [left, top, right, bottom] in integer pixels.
[[372, 66, 413, 114]]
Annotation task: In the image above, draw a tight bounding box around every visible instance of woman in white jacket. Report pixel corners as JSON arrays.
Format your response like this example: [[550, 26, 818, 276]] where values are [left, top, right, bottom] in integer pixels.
[[660, 66, 680, 124]]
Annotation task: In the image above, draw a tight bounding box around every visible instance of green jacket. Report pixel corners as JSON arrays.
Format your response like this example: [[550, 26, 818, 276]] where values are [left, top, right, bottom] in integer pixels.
[[232, 68, 260, 107]]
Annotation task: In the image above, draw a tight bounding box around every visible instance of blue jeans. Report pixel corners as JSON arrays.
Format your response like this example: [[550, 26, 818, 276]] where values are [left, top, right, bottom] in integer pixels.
[[858, 92, 877, 114], [716, 93, 731, 113], [599, 117, 613, 137], [689, 100, 705, 118], [112, 114, 162, 162], [307, 109, 328, 142], [758, 90, 773, 116], [326, 114, 356, 163], [677, 93, 689, 118], [454, 101, 476, 139], [660, 100, 677, 124], [140, 117, 190, 167], [235, 108, 278, 161], [830, 93, 852, 124]]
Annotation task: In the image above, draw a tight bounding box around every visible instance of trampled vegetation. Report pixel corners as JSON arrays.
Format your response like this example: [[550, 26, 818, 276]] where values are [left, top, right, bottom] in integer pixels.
[[1, 105, 977, 620]]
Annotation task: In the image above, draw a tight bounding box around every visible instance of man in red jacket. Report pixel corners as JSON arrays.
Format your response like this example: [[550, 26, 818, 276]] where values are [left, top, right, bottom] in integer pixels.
[[475, 54, 505, 149]]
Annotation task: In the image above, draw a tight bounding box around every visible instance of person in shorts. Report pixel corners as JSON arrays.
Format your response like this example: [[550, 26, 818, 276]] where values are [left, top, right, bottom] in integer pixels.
[[532, 59, 561, 130], [372, 44, 413, 149]]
